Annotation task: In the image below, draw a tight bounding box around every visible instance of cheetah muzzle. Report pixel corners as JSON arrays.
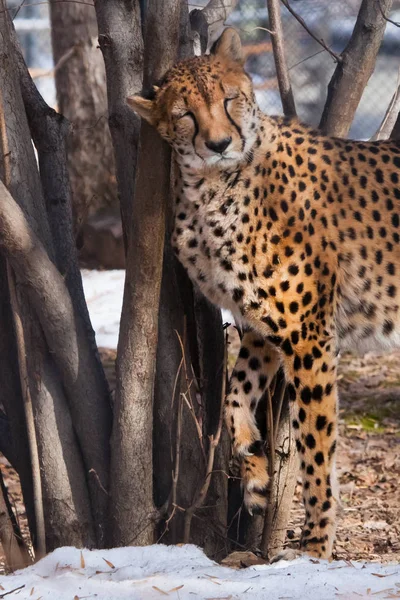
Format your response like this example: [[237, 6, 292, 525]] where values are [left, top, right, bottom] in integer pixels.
[[128, 27, 400, 561]]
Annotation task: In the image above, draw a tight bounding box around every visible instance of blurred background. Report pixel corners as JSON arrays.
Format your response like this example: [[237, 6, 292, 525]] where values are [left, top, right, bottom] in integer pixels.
[[7, 0, 400, 140]]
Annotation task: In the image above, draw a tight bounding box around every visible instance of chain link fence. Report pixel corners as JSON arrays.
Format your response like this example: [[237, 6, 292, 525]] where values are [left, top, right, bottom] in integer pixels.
[[7, 0, 400, 140], [226, 0, 400, 139]]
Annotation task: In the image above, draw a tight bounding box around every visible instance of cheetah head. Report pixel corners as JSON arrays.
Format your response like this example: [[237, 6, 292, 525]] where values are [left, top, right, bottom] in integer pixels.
[[127, 28, 259, 170]]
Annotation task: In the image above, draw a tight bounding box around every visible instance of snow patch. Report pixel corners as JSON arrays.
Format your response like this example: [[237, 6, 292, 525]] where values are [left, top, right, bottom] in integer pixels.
[[81, 269, 125, 349], [81, 270, 234, 350], [1, 545, 399, 599]]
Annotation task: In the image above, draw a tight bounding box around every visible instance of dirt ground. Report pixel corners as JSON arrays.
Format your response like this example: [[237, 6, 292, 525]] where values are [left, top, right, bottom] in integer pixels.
[[1, 346, 399, 573]]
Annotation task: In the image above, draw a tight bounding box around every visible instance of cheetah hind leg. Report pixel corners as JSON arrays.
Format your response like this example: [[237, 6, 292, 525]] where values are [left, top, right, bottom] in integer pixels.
[[225, 332, 280, 515]]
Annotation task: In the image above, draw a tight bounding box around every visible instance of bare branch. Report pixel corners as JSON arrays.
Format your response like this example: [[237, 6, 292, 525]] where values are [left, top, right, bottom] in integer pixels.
[[378, 0, 400, 27], [280, 0, 341, 64], [190, 0, 239, 54], [267, 0, 296, 117], [320, 0, 394, 137], [371, 68, 400, 140]]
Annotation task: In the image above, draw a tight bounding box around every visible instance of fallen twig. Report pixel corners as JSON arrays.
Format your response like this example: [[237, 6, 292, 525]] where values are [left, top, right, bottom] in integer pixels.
[[0, 585, 25, 598]]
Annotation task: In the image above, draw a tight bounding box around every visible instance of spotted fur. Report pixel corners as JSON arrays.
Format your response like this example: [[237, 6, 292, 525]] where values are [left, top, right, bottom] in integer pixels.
[[128, 28, 400, 559]]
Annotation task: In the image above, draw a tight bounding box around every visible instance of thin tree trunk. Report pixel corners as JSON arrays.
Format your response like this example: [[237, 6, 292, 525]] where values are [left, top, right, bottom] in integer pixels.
[[94, 0, 143, 247], [266, 0, 296, 118], [260, 378, 297, 558], [320, 0, 393, 137], [108, 0, 183, 547], [49, 0, 117, 231]]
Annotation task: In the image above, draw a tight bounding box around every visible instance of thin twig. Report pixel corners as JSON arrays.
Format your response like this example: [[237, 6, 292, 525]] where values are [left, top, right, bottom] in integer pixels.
[[31, 45, 77, 81], [280, 0, 341, 63], [183, 328, 228, 543], [11, 0, 26, 20], [88, 469, 109, 496], [176, 331, 206, 460], [378, 0, 400, 27], [266, 0, 296, 117]]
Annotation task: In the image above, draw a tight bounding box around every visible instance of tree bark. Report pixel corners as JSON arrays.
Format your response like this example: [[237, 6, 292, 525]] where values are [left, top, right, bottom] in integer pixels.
[[108, 0, 183, 547], [266, 0, 296, 118], [190, 0, 239, 53], [0, 257, 36, 543], [260, 378, 297, 558], [94, 0, 143, 247], [49, 0, 117, 231], [320, 0, 393, 137], [10, 25, 112, 547], [0, 3, 96, 551]]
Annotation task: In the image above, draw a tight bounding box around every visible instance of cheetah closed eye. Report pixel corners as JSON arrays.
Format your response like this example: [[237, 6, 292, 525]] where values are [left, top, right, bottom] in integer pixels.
[[128, 28, 400, 560]]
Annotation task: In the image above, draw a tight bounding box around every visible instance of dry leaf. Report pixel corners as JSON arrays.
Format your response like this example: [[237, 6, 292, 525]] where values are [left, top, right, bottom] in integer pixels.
[[30, 588, 35, 596], [102, 558, 115, 569], [80, 551, 85, 569], [152, 586, 169, 596], [74, 596, 80, 600], [168, 585, 184, 592]]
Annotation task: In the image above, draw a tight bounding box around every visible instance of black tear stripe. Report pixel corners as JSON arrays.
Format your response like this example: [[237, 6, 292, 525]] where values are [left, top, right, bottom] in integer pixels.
[[187, 111, 199, 150], [224, 99, 245, 151]]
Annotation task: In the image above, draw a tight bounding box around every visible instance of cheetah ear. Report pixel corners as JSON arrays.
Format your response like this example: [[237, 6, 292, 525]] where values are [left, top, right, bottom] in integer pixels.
[[126, 96, 156, 124], [210, 28, 243, 65]]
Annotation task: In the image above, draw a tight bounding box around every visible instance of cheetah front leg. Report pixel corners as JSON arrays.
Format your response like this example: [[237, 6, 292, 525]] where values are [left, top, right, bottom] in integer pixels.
[[281, 335, 339, 559], [225, 331, 280, 514]]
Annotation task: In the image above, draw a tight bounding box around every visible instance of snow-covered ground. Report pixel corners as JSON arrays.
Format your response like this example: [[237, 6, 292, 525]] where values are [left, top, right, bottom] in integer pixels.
[[81, 269, 233, 349], [1, 545, 399, 600]]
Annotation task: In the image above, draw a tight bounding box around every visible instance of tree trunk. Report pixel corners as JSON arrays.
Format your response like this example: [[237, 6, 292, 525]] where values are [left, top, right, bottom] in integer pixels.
[[0, 4, 96, 551], [94, 0, 143, 248], [320, 0, 393, 137], [49, 0, 117, 232], [107, 0, 182, 547], [10, 27, 112, 547]]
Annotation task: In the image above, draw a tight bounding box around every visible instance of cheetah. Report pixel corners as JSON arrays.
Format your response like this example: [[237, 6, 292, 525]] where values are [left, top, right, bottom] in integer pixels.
[[128, 28, 400, 560]]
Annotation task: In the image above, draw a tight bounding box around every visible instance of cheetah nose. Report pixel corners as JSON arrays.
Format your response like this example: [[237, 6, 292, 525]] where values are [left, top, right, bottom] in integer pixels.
[[205, 137, 232, 154]]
